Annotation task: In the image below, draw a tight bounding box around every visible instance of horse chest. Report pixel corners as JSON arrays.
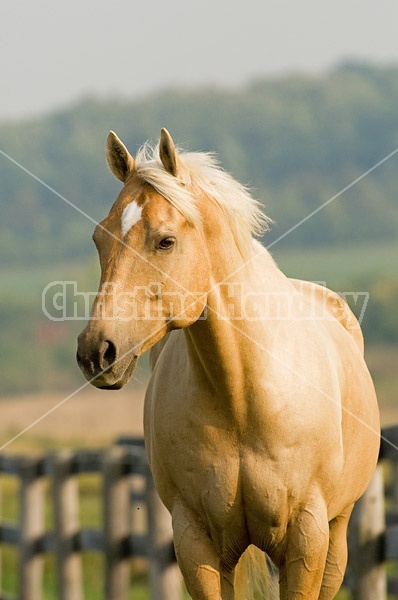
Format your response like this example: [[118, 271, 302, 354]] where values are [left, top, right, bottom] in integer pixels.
[[145, 350, 344, 559], [149, 414, 290, 556], [201, 456, 291, 567]]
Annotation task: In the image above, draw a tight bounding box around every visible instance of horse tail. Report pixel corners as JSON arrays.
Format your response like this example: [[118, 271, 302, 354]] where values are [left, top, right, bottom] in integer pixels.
[[234, 545, 277, 599]]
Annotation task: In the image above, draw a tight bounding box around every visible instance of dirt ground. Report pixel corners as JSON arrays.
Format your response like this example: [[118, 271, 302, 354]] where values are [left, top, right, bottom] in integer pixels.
[[0, 385, 146, 452], [0, 372, 395, 453]]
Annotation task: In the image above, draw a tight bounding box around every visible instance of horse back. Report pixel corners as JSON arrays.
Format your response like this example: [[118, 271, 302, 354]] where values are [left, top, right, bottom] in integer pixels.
[[289, 278, 364, 354]]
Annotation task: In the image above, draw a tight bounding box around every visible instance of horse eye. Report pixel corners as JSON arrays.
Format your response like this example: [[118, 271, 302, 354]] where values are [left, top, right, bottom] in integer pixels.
[[158, 237, 176, 250]]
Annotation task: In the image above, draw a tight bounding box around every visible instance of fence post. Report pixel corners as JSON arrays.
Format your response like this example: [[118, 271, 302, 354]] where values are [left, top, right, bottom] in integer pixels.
[[18, 456, 45, 600], [103, 446, 131, 600], [0, 472, 2, 598], [52, 450, 83, 600], [350, 464, 387, 600], [146, 473, 182, 600]]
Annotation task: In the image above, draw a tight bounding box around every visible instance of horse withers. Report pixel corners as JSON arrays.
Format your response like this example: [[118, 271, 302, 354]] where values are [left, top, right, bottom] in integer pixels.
[[77, 128, 380, 599]]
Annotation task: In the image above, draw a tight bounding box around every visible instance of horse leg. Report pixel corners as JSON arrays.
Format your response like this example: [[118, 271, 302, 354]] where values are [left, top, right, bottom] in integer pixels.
[[279, 499, 329, 599], [318, 505, 354, 599], [172, 502, 234, 600]]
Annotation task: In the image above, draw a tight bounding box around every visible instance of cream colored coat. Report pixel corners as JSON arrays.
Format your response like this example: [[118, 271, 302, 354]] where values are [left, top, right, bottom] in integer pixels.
[[77, 129, 380, 599]]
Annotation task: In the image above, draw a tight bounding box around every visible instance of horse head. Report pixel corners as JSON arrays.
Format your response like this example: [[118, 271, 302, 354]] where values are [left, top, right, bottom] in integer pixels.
[[77, 129, 210, 389]]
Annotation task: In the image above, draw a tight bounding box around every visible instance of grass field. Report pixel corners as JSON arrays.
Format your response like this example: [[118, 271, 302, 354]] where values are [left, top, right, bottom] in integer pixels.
[[272, 239, 398, 287], [1, 238, 397, 299]]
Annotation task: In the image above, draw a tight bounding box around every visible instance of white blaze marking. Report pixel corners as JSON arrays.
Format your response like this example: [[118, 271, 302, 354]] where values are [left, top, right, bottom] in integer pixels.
[[121, 202, 142, 237]]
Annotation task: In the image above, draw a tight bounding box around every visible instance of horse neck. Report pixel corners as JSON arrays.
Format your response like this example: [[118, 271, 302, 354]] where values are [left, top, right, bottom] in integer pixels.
[[184, 289, 250, 405], [183, 226, 287, 409]]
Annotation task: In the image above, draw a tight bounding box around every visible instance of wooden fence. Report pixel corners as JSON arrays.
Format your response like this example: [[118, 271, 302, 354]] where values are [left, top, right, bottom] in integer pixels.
[[345, 424, 398, 599], [2, 428, 398, 600], [0, 439, 181, 600]]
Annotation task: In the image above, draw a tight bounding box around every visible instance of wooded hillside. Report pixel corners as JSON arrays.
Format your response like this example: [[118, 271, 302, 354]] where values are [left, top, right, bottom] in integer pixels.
[[1, 62, 398, 266]]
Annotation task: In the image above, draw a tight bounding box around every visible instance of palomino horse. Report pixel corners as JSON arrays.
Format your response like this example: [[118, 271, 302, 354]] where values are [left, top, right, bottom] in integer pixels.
[[77, 128, 380, 599]]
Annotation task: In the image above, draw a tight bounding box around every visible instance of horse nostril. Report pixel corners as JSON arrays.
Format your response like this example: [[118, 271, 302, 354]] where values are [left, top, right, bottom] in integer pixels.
[[76, 350, 83, 368], [100, 340, 117, 370], [76, 349, 90, 370]]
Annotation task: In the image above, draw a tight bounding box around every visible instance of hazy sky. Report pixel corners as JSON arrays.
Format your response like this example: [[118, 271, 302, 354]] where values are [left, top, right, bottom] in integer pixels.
[[2, 0, 398, 121]]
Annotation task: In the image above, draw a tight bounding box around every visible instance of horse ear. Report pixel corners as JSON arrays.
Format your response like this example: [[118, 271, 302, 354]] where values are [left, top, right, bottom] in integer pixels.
[[159, 128, 180, 177], [106, 131, 135, 182]]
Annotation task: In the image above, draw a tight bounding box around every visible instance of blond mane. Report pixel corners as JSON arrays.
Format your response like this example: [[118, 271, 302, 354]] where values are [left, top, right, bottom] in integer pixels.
[[134, 141, 271, 257]]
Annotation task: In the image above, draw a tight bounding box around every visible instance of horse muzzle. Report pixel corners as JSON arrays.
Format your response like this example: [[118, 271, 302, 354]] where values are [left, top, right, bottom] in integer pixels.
[[76, 329, 138, 389]]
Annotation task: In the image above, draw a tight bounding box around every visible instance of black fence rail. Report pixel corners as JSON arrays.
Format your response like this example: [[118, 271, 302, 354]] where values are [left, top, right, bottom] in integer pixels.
[[0, 440, 180, 600], [1, 428, 398, 600]]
